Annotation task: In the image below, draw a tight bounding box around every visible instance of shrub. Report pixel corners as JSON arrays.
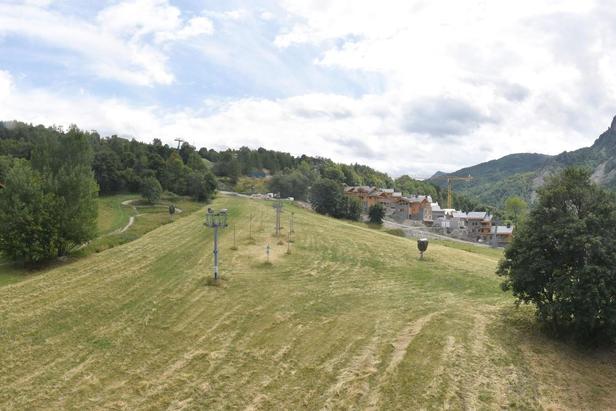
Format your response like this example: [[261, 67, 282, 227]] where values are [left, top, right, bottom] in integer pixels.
[[368, 204, 385, 225], [497, 167, 616, 342], [140, 176, 162, 204]]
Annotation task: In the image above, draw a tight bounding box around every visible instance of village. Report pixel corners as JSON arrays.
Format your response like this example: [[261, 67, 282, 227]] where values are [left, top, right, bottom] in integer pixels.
[[343, 186, 514, 247]]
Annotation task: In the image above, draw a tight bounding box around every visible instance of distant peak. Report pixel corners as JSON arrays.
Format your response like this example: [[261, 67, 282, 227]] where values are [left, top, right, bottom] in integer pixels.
[[430, 171, 447, 179], [611, 115, 616, 131]]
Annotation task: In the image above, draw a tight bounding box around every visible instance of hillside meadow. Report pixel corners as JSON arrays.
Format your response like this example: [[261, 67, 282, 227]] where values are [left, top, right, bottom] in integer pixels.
[[2, 195, 616, 409]]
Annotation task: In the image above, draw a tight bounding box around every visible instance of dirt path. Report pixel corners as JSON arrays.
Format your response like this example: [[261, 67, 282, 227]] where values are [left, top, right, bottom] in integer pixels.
[[115, 199, 183, 234]]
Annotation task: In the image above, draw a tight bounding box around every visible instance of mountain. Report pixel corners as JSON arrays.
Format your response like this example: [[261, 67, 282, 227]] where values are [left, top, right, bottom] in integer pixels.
[[428, 153, 552, 206], [429, 116, 616, 207]]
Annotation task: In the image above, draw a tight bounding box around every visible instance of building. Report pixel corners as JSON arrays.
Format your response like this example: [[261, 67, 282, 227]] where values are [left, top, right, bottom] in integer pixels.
[[343, 186, 434, 224], [344, 186, 406, 212], [408, 195, 432, 222], [490, 225, 514, 247], [344, 186, 379, 211], [451, 211, 468, 230], [431, 203, 445, 220], [464, 211, 493, 241]]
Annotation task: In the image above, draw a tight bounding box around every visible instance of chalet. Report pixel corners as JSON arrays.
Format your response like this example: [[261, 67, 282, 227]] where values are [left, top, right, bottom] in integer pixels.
[[431, 203, 445, 220], [407, 195, 432, 222], [344, 186, 404, 212], [490, 225, 514, 247], [465, 211, 492, 241], [344, 186, 377, 211], [344, 186, 435, 224], [451, 211, 468, 230]]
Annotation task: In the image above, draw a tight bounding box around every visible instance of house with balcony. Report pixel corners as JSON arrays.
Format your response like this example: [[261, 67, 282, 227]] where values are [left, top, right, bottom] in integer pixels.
[[464, 211, 493, 241]]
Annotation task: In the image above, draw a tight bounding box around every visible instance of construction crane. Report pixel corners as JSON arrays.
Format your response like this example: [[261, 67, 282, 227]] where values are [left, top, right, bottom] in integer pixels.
[[174, 138, 186, 150], [433, 175, 473, 209]]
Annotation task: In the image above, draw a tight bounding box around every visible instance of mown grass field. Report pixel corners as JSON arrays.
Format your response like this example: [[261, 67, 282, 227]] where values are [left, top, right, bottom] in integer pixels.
[[0, 194, 202, 285], [2, 195, 616, 409]]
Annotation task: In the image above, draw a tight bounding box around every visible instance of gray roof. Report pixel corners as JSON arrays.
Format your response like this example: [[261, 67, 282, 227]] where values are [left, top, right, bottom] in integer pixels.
[[467, 211, 489, 220], [492, 226, 514, 234], [405, 195, 432, 203]]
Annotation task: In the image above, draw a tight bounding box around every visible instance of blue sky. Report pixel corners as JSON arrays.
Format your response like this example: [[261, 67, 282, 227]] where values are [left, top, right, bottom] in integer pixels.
[[1, 0, 615, 177]]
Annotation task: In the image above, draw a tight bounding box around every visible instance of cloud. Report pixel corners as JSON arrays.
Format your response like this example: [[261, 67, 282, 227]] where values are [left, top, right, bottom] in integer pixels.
[[259, 11, 274, 21], [2, 0, 616, 179], [402, 97, 496, 137], [0, 70, 13, 99], [0, 1, 214, 86]]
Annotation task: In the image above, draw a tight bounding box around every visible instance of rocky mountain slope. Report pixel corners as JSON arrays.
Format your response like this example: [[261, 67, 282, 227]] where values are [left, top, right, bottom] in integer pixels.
[[429, 116, 616, 206]]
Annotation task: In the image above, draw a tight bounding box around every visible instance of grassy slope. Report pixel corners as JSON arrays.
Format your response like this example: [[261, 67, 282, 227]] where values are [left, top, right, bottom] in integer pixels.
[[2, 196, 616, 409], [96, 194, 138, 235], [0, 194, 202, 286]]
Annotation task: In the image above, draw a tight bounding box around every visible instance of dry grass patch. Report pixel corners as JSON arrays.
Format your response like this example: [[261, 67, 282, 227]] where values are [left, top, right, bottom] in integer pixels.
[[2, 196, 616, 409]]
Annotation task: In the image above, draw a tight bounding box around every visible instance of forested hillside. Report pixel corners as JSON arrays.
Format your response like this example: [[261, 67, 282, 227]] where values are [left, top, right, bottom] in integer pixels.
[[428, 153, 551, 207], [0, 120, 490, 236], [429, 116, 616, 206]]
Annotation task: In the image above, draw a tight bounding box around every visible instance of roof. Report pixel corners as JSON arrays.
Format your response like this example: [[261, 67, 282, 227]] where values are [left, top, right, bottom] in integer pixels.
[[467, 211, 488, 220], [452, 212, 467, 219], [492, 226, 514, 235], [344, 185, 374, 193], [404, 195, 432, 204]]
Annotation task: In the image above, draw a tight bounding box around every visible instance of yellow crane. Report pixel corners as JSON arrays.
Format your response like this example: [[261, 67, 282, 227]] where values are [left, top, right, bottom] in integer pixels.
[[433, 175, 473, 209]]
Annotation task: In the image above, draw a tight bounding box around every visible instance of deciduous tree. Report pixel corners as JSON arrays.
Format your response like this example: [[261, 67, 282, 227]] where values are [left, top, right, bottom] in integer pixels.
[[497, 167, 616, 342]]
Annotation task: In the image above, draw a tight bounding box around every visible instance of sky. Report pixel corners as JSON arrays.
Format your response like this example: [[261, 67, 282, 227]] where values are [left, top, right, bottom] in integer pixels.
[[1, 0, 615, 178]]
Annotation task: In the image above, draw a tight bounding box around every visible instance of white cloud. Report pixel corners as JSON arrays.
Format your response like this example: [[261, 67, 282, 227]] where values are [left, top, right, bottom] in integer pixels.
[[0, 74, 605, 178], [2, 1, 616, 177], [260, 11, 274, 21], [97, 0, 214, 43], [0, 1, 214, 86], [267, 0, 616, 174], [0, 70, 13, 99]]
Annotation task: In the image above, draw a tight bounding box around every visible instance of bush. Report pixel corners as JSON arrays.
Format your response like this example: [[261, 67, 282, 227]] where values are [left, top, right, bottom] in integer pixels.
[[310, 178, 343, 217], [368, 204, 385, 225], [310, 179, 362, 220], [0, 127, 99, 263], [140, 176, 162, 204], [497, 167, 616, 342]]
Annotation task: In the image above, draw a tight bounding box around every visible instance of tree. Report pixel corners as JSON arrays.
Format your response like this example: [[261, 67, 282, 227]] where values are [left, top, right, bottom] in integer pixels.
[[187, 170, 217, 202], [140, 176, 162, 204], [504, 196, 528, 225], [268, 171, 310, 200], [343, 196, 362, 221], [321, 163, 345, 183], [368, 203, 385, 225], [93, 147, 123, 194], [162, 152, 187, 194], [497, 168, 616, 342], [0, 160, 59, 264], [310, 178, 344, 217], [31, 126, 98, 255]]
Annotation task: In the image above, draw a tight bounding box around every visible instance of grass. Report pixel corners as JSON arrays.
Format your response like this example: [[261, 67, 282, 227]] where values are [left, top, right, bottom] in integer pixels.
[[2, 195, 616, 409], [0, 193, 204, 285], [96, 194, 138, 235]]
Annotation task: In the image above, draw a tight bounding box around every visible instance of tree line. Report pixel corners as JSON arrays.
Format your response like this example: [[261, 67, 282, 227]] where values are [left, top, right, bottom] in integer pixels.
[[0, 122, 218, 264], [0, 120, 499, 262]]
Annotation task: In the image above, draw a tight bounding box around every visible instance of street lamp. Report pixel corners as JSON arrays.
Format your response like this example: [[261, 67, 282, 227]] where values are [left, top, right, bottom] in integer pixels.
[[204, 208, 228, 280]]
